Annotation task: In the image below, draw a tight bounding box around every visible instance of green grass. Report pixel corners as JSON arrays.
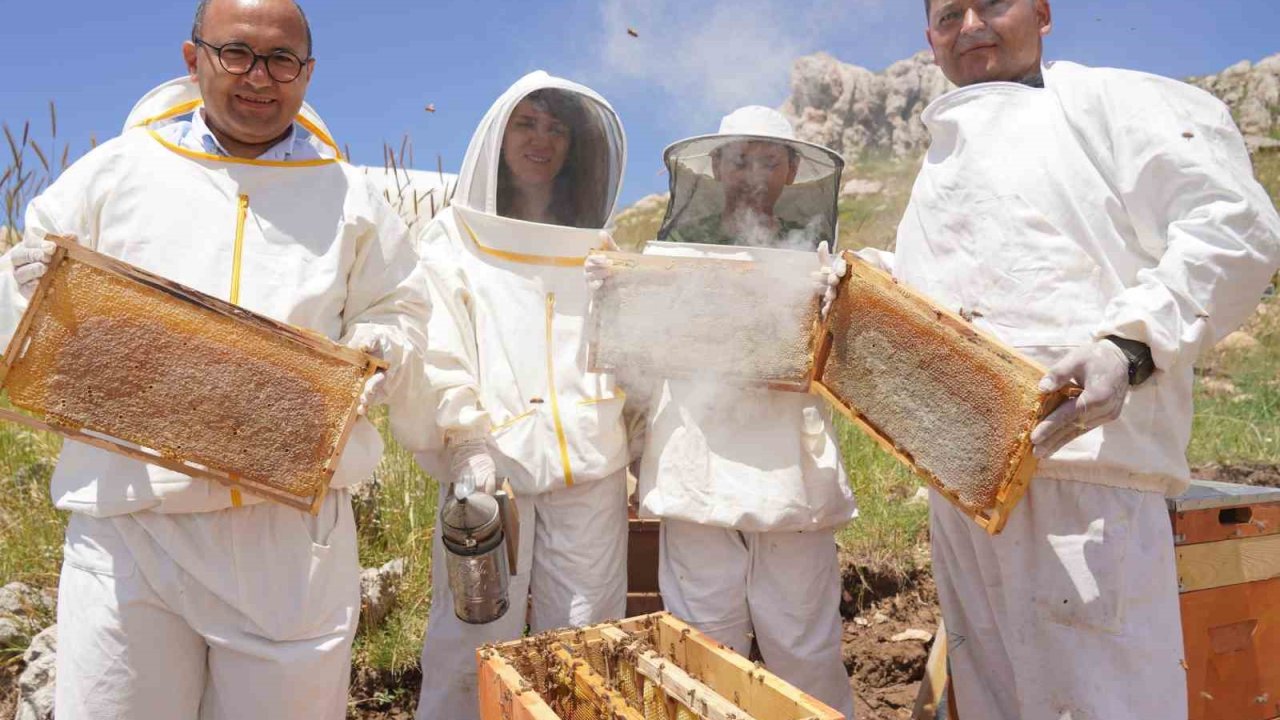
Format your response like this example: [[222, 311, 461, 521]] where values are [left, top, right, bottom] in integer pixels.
[[834, 420, 930, 570], [1188, 298, 1280, 465], [0, 401, 64, 590], [349, 411, 438, 677]]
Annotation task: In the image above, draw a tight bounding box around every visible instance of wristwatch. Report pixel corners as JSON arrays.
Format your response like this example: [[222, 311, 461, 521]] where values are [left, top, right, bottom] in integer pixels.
[[1105, 335, 1156, 386]]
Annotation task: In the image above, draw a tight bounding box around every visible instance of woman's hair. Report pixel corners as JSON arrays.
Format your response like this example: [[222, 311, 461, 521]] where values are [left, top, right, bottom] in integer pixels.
[[497, 89, 612, 228]]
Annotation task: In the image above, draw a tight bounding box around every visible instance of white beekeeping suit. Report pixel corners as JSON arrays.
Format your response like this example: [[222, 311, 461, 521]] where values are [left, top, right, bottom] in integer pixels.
[[888, 61, 1280, 719], [0, 76, 431, 720], [634, 106, 858, 719], [414, 71, 630, 720]]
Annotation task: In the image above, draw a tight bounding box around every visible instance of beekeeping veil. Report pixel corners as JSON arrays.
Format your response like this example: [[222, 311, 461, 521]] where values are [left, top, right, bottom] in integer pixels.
[[453, 71, 626, 229], [657, 106, 843, 249]]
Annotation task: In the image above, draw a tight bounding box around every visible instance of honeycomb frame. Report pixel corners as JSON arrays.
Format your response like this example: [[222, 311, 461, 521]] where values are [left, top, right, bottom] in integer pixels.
[[0, 236, 385, 515], [813, 252, 1076, 535], [586, 251, 821, 393], [478, 612, 844, 720]]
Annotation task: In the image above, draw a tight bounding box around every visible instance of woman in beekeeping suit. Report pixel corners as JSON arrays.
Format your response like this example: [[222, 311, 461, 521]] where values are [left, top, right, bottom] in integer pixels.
[[413, 71, 629, 719], [593, 105, 859, 718]]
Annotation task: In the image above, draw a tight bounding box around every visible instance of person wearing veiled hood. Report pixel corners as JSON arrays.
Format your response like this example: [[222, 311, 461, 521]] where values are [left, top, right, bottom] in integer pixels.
[[411, 71, 631, 719]]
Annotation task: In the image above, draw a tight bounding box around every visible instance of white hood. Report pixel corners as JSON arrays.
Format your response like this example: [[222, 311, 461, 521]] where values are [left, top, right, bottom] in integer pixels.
[[121, 76, 342, 160], [452, 71, 626, 226]]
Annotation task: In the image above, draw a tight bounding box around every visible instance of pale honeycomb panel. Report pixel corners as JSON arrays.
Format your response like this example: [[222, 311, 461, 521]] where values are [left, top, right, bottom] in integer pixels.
[[4, 258, 366, 501], [592, 255, 818, 387], [821, 264, 1043, 513]]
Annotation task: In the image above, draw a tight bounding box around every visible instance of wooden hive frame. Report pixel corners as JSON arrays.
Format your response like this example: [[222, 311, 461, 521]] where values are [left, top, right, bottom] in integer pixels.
[[0, 236, 384, 515], [812, 251, 1076, 535], [586, 250, 821, 393], [478, 612, 843, 720]]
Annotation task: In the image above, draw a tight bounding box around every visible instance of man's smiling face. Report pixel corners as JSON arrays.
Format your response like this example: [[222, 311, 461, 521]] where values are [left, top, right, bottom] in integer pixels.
[[926, 0, 1051, 87], [183, 0, 314, 155]]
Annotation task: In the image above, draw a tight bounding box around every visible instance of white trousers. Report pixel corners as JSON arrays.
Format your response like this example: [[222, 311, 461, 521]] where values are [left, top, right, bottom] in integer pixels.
[[659, 519, 857, 719], [54, 490, 359, 720], [931, 477, 1187, 720], [415, 471, 629, 720]]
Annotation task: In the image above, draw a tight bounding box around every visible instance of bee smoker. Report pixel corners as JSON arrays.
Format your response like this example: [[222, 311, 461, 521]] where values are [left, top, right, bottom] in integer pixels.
[[440, 482, 520, 624]]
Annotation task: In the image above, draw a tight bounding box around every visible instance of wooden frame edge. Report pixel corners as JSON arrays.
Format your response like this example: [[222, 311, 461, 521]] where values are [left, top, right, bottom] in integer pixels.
[[1, 237, 384, 515], [0, 243, 69, 387], [658, 613, 845, 719], [0, 406, 311, 512]]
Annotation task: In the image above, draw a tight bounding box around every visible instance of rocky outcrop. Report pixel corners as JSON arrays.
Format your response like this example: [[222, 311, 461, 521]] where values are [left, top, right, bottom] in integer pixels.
[[1189, 55, 1280, 144], [360, 558, 407, 630], [781, 51, 951, 161], [0, 583, 54, 652], [15, 624, 56, 720], [784, 51, 1280, 162]]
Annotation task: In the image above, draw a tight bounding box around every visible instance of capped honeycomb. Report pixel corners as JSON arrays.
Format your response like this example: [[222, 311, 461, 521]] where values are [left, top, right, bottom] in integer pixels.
[[1, 245, 373, 509], [478, 612, 842, 720], [817, 254, 1061, 532], [589, 253, 818, 389]]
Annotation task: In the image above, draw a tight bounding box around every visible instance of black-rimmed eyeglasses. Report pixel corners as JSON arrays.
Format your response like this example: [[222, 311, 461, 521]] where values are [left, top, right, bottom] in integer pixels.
[[193, 38, 310, 83]]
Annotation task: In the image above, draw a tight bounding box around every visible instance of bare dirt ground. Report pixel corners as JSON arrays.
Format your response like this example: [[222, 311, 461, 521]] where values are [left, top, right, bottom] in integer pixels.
[[1194, 462, 1280, 488], [348, 665, 420, 720], [840, 558, 940, 720]]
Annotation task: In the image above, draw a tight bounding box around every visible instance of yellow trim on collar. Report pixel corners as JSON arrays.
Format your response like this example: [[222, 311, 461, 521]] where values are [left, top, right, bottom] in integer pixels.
[[134, 98, 344, 161], [147, 129, 340, 168], [458, 216, 593, 268], [132, 99, 205, 129]]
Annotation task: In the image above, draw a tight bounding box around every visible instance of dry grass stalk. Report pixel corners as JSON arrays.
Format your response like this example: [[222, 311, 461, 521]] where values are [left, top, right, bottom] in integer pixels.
[[1, 103, 78, 237]]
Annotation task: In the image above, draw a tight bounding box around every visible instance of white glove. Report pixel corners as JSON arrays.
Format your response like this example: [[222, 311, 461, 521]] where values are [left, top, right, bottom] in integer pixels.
[[814, 241, 847, 319], [11, 238, 58, 300], [585, 231, 619, 291], [449, 437, 498, 499], [351, 334, 394, 416], [1031, 340, 1130, 458]]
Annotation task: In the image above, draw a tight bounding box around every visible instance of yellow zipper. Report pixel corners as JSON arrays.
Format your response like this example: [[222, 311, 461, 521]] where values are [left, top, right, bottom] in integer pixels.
[[230, 194, 249, 305], [545, 293, 575, 487], [229, 194, 249, 508]]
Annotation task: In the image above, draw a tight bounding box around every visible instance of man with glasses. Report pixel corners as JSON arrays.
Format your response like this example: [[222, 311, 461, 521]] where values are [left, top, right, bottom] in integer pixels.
[[825, 1, 1280, 717], [0, 1, 430, 718]]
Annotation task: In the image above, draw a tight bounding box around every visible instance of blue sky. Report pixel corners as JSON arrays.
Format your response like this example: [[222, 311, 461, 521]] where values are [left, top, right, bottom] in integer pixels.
[[2, 1, 1277, 207]]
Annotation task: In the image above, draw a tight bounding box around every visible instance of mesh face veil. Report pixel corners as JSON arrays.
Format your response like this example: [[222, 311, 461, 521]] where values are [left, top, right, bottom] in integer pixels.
[[452, 72, 626, 230], [656, 106, 844, 250]]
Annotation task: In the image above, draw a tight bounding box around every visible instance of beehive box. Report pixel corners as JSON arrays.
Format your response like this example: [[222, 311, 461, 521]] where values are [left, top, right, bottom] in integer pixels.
[[0, 236, 383, 514], [478, 612, 843, 720], [813, 252, 1075, 534], [587, 245, 820, 392], [1169, 480, 1280, 720]]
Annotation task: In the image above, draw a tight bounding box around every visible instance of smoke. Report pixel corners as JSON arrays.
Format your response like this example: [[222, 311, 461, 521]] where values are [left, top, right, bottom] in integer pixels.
[[591, 236, 827, 464], [592, 234, 823, 394], [588, 0, 883, 125]]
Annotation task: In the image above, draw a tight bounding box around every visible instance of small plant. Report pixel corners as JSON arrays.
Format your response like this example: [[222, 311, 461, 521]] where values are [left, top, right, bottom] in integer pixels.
[[2, 102, 86, 250]]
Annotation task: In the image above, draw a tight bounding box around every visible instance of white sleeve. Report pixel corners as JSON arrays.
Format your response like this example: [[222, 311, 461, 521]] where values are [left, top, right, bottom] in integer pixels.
[[338, 184, 433, 451], [1087, 74, 1280, 370], [416, 217, 492, 451]]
